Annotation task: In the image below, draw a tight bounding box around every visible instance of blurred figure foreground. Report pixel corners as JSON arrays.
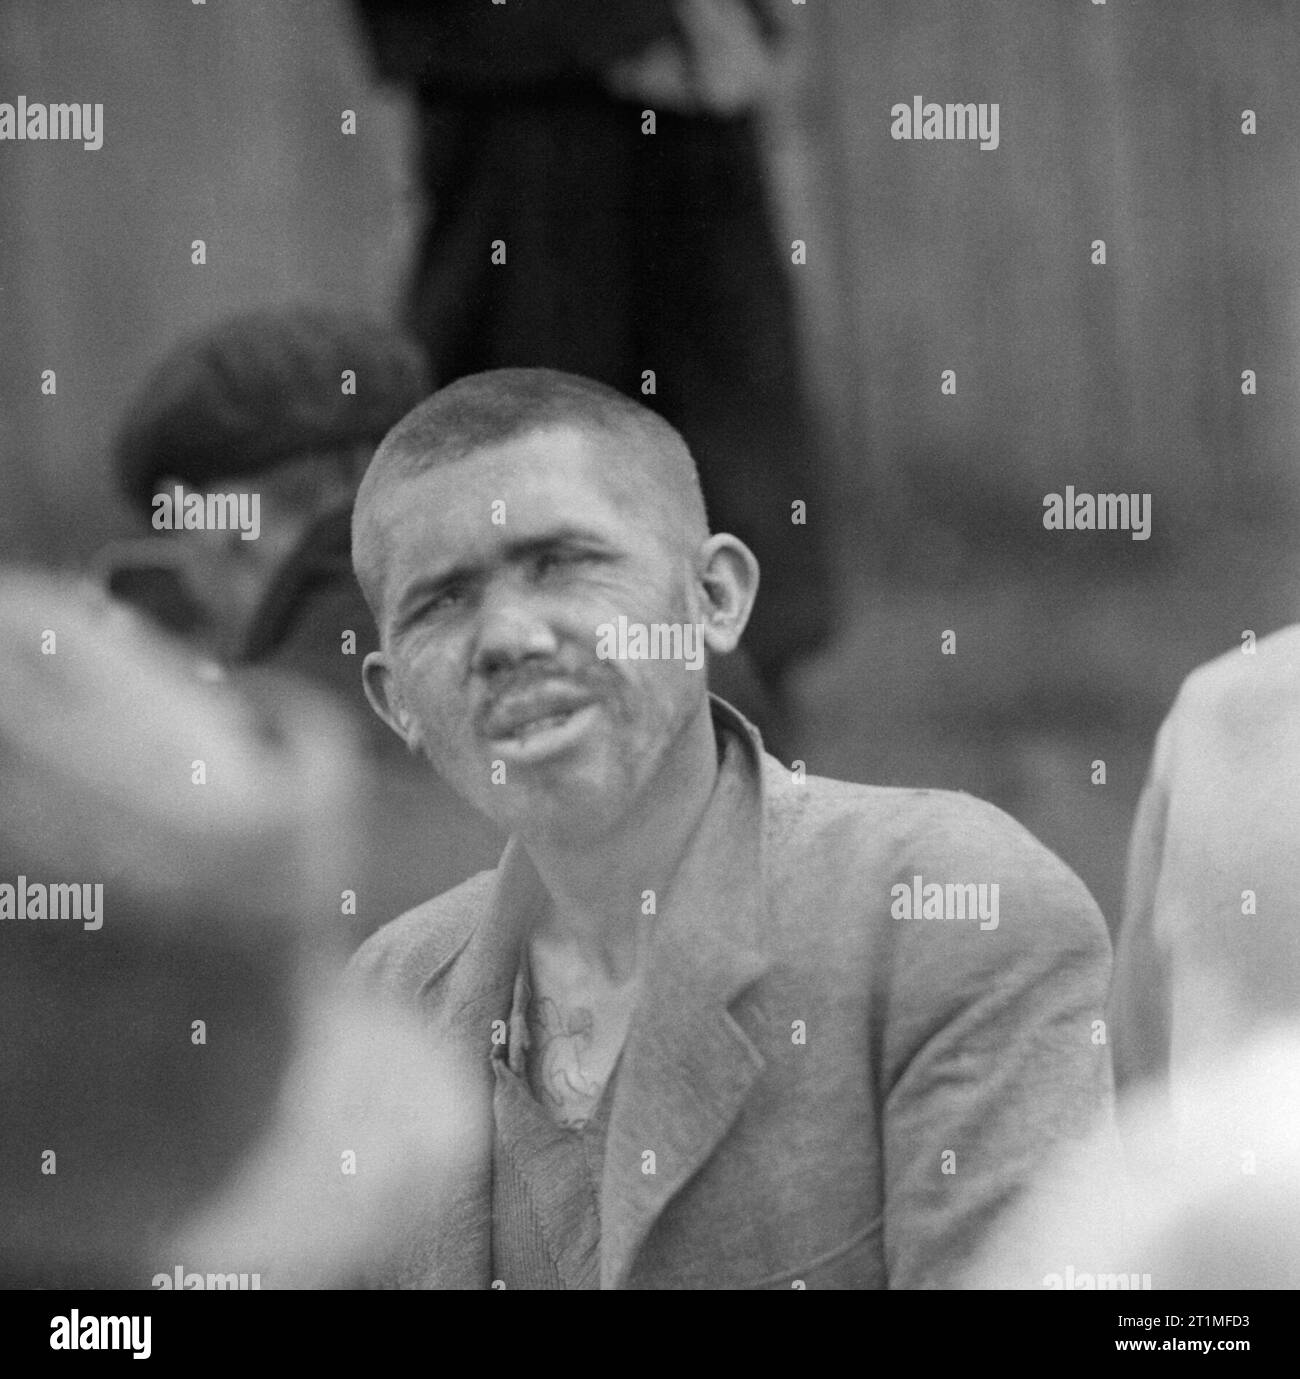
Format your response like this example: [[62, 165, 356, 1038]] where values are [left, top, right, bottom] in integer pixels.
[[0, 572, 478, 1289]]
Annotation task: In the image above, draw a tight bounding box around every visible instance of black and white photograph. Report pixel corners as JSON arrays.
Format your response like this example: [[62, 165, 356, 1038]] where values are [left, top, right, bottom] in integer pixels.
[[1, 0, 1296, 1343]]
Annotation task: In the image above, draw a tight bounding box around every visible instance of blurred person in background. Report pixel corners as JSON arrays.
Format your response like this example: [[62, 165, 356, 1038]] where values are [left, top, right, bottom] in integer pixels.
[[106, 304, 431, 672], [350, 0, 832, 742], [0, 572, 477, 1289], [1111, 626, 1300, 1110], [966, 627, 1300, 1292], [99, 305, 504, 944]]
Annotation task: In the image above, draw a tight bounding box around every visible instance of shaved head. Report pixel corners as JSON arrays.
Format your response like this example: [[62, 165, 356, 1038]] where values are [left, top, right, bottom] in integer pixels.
[[351, 369, 709, 632]]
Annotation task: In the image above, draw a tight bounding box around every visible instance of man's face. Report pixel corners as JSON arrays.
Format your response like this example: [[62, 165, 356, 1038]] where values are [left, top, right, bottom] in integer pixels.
[[367, 425, 711, 844]]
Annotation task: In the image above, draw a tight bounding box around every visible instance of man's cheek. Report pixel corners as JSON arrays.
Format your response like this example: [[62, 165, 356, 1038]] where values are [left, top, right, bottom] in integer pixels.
[[407, 694, 461, 752], [436, 699, 492, 775]]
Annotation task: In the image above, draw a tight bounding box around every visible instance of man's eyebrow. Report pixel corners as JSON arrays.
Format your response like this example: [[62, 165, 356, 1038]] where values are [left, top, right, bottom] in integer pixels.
[[390, 527, 615, 631]]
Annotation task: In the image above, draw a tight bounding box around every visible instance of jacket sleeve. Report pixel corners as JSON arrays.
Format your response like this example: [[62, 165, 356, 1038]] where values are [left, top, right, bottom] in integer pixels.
[[351, 0, 681, 91], [879, 799, 1116, 1288]]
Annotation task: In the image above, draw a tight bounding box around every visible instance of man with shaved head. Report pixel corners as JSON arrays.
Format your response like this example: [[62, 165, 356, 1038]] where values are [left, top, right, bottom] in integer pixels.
[[349, 367, 1116, 1290]]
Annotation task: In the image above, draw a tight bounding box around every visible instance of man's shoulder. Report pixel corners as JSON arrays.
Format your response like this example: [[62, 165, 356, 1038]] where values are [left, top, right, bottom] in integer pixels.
[[767, 762, 1111, 1088], [347, 867, 498, 1002], [763, 754, 1107, 954], [766, 752, 1077, 873]]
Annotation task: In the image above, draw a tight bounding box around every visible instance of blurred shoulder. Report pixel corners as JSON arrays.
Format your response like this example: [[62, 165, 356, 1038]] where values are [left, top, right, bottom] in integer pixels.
[[1171, 623, 1300, 733]]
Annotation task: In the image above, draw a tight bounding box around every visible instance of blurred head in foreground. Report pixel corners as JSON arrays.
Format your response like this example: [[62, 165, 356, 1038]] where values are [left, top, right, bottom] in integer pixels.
[[0, 572, 476, 1287], [105, 305, 429, 664], [967, 1028, 1300, 1290]]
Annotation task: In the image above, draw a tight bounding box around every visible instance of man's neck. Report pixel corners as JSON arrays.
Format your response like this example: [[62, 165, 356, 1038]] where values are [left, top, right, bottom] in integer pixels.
[[519, 701, 721, 983]]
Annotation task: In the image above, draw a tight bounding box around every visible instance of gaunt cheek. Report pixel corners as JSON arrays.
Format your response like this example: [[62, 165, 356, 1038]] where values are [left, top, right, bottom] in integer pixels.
[[384, 644, 457, 720]]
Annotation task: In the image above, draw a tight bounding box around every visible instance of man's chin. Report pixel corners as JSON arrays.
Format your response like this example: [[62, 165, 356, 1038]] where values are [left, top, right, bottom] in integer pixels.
[[480, 787, 624, 851], [463, 753, 630, 846]]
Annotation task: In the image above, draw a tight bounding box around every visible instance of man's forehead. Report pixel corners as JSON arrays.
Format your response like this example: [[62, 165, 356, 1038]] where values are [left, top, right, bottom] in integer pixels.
[[377, 424, 645, 528], [357, 421, 674, 621]]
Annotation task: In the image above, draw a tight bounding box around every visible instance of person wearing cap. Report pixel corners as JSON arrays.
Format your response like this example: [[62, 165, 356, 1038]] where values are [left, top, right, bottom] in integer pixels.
[[347, 367, 1115, 1290], [102, 305, 507, 941], [108, 304, 430, 669]]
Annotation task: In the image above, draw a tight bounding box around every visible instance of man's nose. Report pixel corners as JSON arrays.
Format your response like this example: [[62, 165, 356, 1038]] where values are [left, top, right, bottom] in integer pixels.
[[470, 582, 561, 678]]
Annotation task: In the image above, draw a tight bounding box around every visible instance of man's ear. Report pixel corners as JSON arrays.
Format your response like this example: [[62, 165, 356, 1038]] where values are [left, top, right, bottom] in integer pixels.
[[693, 533, 760, 656], [362, 650, 422, 753]]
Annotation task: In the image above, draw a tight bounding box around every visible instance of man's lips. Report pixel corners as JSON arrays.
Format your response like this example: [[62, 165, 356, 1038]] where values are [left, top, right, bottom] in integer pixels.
[[479, 684, 598, 740]]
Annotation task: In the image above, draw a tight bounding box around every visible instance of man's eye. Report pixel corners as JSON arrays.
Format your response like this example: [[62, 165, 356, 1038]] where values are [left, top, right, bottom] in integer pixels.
[[536, 550, 588, 576], [426, 584, 467, 614]]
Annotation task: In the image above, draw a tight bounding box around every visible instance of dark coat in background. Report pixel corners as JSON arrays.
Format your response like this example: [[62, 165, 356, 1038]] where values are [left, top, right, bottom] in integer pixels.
[[352, 0, 832, 678]]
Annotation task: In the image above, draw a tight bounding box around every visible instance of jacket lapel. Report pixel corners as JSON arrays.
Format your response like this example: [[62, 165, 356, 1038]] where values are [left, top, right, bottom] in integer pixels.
[[600, 701, 773, 1289], [408, 699, 774, 1290], [405, 837, 541, 1289]]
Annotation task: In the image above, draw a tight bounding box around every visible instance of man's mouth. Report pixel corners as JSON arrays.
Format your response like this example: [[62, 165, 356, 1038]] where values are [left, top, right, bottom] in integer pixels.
[[480, 686, 597, 743], [498, 708, 577, 742]]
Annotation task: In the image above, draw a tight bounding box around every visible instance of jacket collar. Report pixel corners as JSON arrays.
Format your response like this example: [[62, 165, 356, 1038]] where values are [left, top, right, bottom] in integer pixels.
[[422, 694, 774, 1288]]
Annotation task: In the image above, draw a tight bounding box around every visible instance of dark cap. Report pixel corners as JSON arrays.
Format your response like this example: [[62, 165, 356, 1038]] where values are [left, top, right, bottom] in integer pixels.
[[114, 304, 430, 513]]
